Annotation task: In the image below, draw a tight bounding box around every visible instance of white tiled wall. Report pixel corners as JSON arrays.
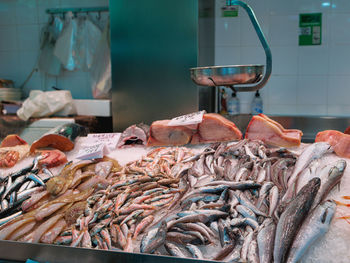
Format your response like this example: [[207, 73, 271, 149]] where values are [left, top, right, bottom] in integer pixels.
[[215, 0, 350, 116], [0, 0, 108, 99]]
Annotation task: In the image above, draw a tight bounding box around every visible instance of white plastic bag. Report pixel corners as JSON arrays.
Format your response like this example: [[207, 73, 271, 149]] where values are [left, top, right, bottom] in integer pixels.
[[17, 90, 77, 121], [53, 12, 77, 71], [38, 16, 63, 76], [90, 20, 111, 99], [75, 17, 102, 71]]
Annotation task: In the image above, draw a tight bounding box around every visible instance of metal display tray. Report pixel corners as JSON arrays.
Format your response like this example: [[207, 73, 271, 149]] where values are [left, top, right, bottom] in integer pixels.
[[0, 240, 217, 263]]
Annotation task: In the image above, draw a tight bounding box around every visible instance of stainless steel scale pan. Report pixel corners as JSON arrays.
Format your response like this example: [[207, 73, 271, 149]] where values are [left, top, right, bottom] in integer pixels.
[[190, 0, 272, 92]]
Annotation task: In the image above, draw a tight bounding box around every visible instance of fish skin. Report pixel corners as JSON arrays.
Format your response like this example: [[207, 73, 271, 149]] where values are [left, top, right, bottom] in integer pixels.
[[257, 218, 276, 263], [168, 211, 228, 229], [186, 244, 203, 259], [236, 205, 257, 221], [257, 182, 274, 209], [2, 176, 26, 200], [247, 239, 259, 263], [283, 142, 331, 202], [269, 186, 279, 217], [166, 231, 196, 244], [27, 173, 45, 186], [312, 159, 346, 209], [286, 200, 336, 263], [218, 218, 231, 247], [165, 242, 188, 258], [177, 209, 228, 218], [273, 177, 321, 263], [199, 180, 261, 190], [133, 215, 154, 239], [241, 231, 254, 261], [176, 222, 213, 243], [140, 221, 167, 254], [230, 217, 259, 230], [235, 191, 268, 217], [0, 211, 22, 226]]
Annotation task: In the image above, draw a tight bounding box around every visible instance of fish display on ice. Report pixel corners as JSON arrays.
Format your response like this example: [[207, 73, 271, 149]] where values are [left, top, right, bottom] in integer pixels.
[[0, 136, 346, 262]]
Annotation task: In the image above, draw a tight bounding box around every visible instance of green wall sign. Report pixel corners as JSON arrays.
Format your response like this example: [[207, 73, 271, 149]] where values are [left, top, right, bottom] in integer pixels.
[[299, 13, 322, 45], [222, 0, 238, 17]]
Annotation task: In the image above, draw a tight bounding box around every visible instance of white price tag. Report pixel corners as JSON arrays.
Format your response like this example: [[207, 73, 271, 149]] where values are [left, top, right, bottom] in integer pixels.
[[76, 143, 109, 160], [84, 133, 121, 150], [167, 111, 205, 126]]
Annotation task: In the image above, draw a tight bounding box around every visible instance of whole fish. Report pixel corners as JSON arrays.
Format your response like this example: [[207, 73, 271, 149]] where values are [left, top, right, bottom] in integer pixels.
[[312, 159, 346, 209], [273, 177, 321, 263], [2, 176, 26, 199], [269, 186, 279, 217], [236, 205, 257, 221], [235, 191, 268, 217], [241, 231, 254, 261], [200, 180, 261, 190], [165, 242, 188, 257], [257, 182, 274, 209], [186, 244, 203, 259], [286, 200, 336, 263], [140, 221, 167, 254], [247, 239, 259, 263], [218, 218, 231, 247], [283, 142, 331, 202], [257, 218, 276, 263]]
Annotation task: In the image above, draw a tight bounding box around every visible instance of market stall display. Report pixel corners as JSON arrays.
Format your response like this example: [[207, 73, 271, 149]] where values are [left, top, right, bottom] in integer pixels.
[[0, 114, 349, 263]]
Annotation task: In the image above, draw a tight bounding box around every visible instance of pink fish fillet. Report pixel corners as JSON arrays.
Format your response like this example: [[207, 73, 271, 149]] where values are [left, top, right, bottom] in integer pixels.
[[147, 120, 196, 146], [191, 113, 242, 144], [316, 130, 350, 158], [245, 114, 302, 147]]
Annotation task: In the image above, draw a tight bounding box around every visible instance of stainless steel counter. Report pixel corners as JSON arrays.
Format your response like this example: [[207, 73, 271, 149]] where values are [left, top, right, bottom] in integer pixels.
[[226, 114, 350, 143]]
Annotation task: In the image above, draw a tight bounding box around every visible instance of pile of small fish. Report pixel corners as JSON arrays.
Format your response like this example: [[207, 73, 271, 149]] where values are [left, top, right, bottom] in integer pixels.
[[139, 140, 345, 263], [0, 155, 53, 225], [52, 147, 195, 250], [0, 139, 346, 263], [0, 157, 121, 243]]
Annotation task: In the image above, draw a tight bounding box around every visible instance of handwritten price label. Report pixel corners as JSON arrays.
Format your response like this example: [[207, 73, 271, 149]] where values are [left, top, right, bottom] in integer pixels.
[[85, 133, 121, 149], [76, 143, 108, 160], [167, 111, 205, 126]]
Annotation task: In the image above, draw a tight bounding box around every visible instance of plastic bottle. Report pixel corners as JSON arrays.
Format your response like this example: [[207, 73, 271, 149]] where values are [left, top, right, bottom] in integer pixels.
[[251, 90, 263, 115], [220, 88, 228, 114], [227, 91, 240, 115]]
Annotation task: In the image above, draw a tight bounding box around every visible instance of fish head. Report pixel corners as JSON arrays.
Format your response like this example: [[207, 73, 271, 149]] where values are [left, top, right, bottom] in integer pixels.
[[309, 177, 321, 189], [328, 159, 347, 180], [335, 159, 347, 173]]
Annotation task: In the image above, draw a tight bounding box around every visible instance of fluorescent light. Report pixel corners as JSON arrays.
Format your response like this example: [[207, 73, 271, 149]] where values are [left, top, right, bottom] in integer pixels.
[[322, 2, 331, 7]]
